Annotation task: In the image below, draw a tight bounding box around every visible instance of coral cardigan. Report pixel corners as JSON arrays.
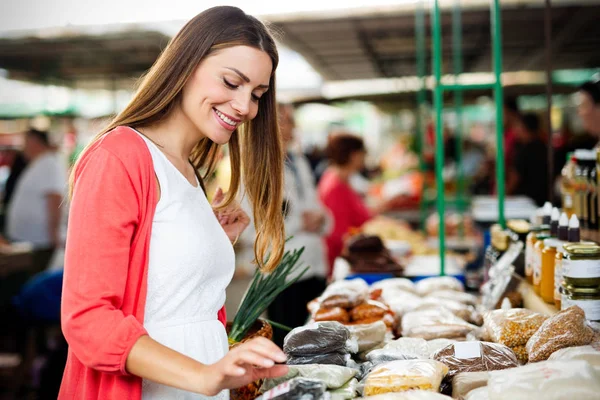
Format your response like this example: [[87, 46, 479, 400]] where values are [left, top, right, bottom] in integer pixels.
[[59, 126, 227, 399]]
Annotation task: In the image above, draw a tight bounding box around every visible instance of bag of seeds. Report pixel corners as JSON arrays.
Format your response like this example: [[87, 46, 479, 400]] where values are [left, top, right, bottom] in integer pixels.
[[483, 308, 547, 347], [526, 306, 595, 363]]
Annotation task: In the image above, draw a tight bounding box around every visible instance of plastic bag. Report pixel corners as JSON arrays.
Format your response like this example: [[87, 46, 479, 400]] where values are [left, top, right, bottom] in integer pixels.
[[432, 341, 518, 381], [416, 277, 464, 296], [452, 371, 489, 400], [380, 338, 430, 359], [371, 278, 418, 295], [526, 306, 595, 362], [327, 378, 358, 400], [260, 364, 357, 392], [257, 378, 326, 400], [509, 345, 528, 364], [319, 279, 369, 309], [466, 328, 491, 342], [487, 360, 600, 400], [283, 322, 354, 356], [362, 359, 449, 396], [415, 299, 480, 325], [360, 391, 453, 400], [483, 308, 548, 348], [547, 345, 600, 368], [383, 290, 424, 317], [347, 320, 387, 352], [287, 352, 350, 366], [426, 290, 479, 306], [402, 308, 477, 340], [464, 387, 489, 400]]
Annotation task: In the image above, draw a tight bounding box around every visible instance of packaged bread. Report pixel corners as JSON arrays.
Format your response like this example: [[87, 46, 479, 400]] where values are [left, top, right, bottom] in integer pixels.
[[319, 279, 369, 309], [371, 278, 418, 295], [426, 290, 479, 306], [416, 277, 464, 296], [402, 308, 477, 340], [362, 359, 449, 396], [314, 306, 350, 323]]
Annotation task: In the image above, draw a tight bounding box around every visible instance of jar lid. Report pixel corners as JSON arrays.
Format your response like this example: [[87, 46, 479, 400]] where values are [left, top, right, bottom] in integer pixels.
[[564, 242, 600, 256], [507, 219, 530, 234]]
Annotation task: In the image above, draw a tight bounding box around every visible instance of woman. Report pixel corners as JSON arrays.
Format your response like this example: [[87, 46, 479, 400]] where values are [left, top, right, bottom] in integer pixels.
[[577, 79, 600, 143], [317, 133, 395, 274], [60, 7, 288, 400]]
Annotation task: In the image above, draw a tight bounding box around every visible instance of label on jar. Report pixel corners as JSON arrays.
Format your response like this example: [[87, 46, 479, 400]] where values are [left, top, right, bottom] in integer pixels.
[[568, 299, 600, 321], [562, 259, 600, 278], [454, 341, 482, 359], [554, 258, 563, 302], [525, 243, 533, 277], [533, 252, 542, 285]]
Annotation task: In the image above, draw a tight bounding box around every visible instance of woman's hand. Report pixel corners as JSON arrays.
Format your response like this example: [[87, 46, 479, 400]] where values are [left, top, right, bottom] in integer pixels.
[[212, 187, 250, 243], [200, 337, 288, 396]]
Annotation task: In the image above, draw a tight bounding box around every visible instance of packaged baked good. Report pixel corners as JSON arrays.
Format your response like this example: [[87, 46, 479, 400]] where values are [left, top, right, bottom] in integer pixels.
[[362, 359, 449, 395], [452, 371, 489, 400], [487, 360, 600, 400], [432, 342, 518, 381], [314, 306, 350, 323], [416, 277, 464, 297], [483, 309, 548, 347], [415, 299, 480, 325], [260, 364, 357, 392], [346, 320, 387, 352], [402, 308, 477, 340], [257, 378, 326, 400], [283, 322, 355, 356], [319, 279, 369, 309], [526, 306, 595, 362], [383, 290, 424, 317], [350, 300, 389, 321]]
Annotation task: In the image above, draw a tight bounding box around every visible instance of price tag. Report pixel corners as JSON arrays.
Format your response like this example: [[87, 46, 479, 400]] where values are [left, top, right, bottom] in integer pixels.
[[454, 341, 482, 359]]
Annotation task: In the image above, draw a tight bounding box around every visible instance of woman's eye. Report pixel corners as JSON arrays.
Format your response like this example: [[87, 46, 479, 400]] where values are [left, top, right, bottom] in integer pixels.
[[223, 78, 238, 89], [251, 93, 261, 102]]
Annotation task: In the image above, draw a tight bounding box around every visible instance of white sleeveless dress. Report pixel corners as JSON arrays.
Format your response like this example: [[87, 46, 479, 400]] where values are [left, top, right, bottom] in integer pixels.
[[136, 132, 235, 400]]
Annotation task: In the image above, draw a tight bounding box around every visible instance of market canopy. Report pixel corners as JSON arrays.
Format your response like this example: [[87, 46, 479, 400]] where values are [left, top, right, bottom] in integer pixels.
[[267, 0, 600, 81]]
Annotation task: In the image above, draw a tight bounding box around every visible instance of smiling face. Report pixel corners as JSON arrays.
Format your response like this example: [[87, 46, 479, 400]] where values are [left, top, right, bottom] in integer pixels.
[[180, 45, 273, 145]]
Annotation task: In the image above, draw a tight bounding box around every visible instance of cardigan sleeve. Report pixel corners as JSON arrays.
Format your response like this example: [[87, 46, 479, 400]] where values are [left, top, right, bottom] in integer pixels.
[[61, 147, 148, 375]]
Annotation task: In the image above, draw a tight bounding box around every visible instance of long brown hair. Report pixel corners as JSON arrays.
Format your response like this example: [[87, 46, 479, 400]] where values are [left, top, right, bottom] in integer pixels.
[[69, 6, 285, 272]]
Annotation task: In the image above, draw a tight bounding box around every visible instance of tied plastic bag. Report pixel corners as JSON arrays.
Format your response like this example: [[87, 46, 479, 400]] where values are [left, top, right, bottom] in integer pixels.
[[287, 352, 350, 366], [526, 306, 595, 362], [452, 371, 490, 400], [319, 279, 369, 309], [361, 359, 449, 396], [371, 278, 418, 295], [346, 321, 387, 352], [483, 308, 548, 348], [402, 308, 477, 340], [548, 345, 600, 368], [382, 290, 424, 317], [426, 290, 479, 306], [328, 378, 358, 400], [416, 277, 464, 297], [487, 360, 600, 400], [257, 378, 326, 400], [432, 342, 518, 382], [283, 322, 356, 356], [358, 391, 453, 400], [260, 364, 357, 392]]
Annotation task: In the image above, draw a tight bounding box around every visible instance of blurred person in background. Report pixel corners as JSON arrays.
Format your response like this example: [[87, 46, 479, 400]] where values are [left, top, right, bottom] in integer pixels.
[[59, 7, 288, 400], [267, 103, 329, 346], [576, 79, 600, 147], [507, 113, 548, 206], [6, 129, 67, 271], [318, 133, 398, 274]]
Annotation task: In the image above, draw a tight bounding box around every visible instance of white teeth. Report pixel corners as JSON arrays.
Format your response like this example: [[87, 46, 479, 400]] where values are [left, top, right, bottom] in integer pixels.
[[215, 109, 237, 126]]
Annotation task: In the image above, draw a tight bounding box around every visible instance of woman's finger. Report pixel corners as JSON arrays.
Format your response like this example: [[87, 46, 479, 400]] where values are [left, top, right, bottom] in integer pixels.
[[232, 349, 279, 368], [239, 338, 287, 363]]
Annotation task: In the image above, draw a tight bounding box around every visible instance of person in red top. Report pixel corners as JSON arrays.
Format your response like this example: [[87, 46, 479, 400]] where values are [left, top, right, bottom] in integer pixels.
[[60, 6, 288, 400], [318, 133, 396, 275]]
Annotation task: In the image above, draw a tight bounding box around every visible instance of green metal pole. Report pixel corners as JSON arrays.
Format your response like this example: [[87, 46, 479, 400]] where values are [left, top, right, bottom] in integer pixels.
[[432, 0, 446, 276], [453, 0, 465, 238], [416, 0, 427, 231], [491, 0, 506, 228]]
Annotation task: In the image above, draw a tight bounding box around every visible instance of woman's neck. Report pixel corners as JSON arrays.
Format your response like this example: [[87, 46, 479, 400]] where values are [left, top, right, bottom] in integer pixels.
[[139, 107, 204, 161], [330, 165, 354, 182]]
